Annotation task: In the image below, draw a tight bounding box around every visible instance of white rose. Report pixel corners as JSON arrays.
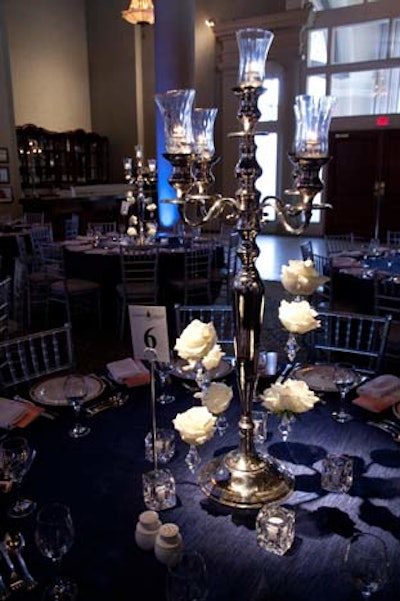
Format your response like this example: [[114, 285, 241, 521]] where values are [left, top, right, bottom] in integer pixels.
[[281, 259, 329, 296], [260, 379, 319, 414], [129, 215, 138, 226], [174, 319, 217, 362], [278, 299, 320, 334], [127, 226, 137, 237], [202, 344, 225, 371], [146, 202, 157, 212], [195, 382, 233, 415], [173, 406, 217, 445], [146, 222, 157, 236]]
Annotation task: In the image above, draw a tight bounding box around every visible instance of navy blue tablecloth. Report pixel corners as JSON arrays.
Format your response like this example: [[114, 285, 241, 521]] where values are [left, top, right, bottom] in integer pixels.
[[1, 372, 400, 601]]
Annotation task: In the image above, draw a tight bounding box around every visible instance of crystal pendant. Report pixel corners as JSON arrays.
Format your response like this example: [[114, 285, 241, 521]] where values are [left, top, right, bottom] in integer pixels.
[[278, 413, 295, 442], [215, 413, 229, 437], [285, 332, 300, 363]]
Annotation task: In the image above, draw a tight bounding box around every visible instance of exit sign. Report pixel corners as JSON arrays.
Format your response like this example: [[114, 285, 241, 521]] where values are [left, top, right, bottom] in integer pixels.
[[376, 116, 389, 127]]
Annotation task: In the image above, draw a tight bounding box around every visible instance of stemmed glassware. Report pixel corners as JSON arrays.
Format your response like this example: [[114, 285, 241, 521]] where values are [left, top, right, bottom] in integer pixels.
[[155, 360, 175, 405], [344, 532, 389, 599], [63, 374, 90, 438], [0, 435, 37, 518], [332, 362, 358, 423], [35, 503, 77, 601]]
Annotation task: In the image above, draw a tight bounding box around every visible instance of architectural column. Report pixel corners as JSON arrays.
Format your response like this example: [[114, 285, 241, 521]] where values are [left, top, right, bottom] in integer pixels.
[[153, 0, 195, 227]]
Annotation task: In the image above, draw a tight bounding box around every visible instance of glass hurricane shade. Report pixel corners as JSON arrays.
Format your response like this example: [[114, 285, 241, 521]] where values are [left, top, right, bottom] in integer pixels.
[[192, 108, 218, 159], [121, 0, 155, 25], [293, 94, 335, 157], [236, 28, 274, 87], [155, 89, 196, 154]]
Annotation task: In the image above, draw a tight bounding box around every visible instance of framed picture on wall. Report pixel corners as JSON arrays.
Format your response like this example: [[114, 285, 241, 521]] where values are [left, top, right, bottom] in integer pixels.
[[0, 186, 13, 203], [0, 147, 9, 163], [0, 167, 10, 184]]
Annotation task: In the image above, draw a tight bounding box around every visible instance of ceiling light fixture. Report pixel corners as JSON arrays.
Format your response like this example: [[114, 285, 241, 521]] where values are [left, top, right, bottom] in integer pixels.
[[121, 0, 155, 26]]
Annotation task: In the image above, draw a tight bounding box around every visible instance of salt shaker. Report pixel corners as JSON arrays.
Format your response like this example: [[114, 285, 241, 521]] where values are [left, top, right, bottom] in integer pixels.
[[135, 510, 162, 551], [154, 523, 183, 567]]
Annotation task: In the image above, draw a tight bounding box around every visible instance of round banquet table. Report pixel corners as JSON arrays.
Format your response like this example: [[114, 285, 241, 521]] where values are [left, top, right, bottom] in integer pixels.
[[63, 239, 224, 329], [1, 366, 400, 601]]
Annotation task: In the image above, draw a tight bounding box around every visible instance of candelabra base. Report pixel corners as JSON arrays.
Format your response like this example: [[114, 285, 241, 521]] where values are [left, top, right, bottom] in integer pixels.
[[198, 449, 294, 509]]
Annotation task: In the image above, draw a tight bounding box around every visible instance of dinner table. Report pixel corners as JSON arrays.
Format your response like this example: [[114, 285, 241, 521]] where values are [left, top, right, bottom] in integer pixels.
[[0, 360, 400, 601]]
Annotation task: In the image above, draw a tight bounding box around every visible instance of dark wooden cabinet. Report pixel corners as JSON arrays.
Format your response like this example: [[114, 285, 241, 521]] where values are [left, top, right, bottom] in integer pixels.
[[16, 124, 109, 192], [325, 129, 400, 240]]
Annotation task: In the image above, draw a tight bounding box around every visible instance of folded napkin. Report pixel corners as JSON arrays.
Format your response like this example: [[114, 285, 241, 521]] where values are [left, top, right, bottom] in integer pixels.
[[0, 398, 27, 429], [353, 374, 400, 412], [106, 358, 150, 387]]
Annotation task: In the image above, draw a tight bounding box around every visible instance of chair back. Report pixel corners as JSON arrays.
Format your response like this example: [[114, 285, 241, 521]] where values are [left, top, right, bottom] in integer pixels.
[[174, 304, 235, 358], [324, 234, 355, 255], [374, 277, 400, 364], [306, 310, 392, 376], [65, 214, 80, 240], [30, 223, 54, 270], [300, 240, 314, 261], [12, 258, 28, 334], [180, 245, 213, 304], [218, 232, 239, 304], [120, 247, 159, 304], [22, 211, 45, 225], [311, 254, 332, 309], [87, 221, 117, 235], [0, 276, 11, 341], [386, 230, 400, 246], [0, 323, 75, 391]]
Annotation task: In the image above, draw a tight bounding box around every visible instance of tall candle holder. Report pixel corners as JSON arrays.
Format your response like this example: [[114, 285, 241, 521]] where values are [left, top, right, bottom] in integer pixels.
[[156, 28, 334, 509]]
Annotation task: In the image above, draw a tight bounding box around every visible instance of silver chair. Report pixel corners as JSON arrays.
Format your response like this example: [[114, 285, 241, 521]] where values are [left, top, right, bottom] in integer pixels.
[[22, 211, 45, 225], [306, 309, 392, 376], [30, 223, 54, 271], [300, 240, 314, 261], [116, 247, 159, 339], [311, 254, 332, 310], [0, 276, 11, 341], [12, 258, 28, 334], [65, 214, 80, 240], [174, 304, 235, 359], [374, 277, 400, 366], [0, 323, 75, 391], [324, 234, 355, 255], [167, 245, 213, 305], [217, 231, 239, 305], [87, 221, 117, 235], [386, 230, 400, 246]]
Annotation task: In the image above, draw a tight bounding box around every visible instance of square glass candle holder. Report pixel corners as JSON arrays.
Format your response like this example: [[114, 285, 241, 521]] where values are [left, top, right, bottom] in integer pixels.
[[256, 504, 295, 556], [142, 468, 177, 511], [321, 454, 353, 493], [145, 428, 176, 464]]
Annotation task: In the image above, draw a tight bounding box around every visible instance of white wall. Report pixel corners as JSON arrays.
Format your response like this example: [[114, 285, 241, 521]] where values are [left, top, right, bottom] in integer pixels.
[[5, 0, 91, 132]]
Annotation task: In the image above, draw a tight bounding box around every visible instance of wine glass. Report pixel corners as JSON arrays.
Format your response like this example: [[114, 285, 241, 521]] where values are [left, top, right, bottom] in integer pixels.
[[63, 374, 90, 438], [166, 551, 209, 601], [344, 532, 389, 599], [35, 503, 77, 601], [0, 436, 37, 518], [155, 361, 175, 405], [332, 362, 358, 423]]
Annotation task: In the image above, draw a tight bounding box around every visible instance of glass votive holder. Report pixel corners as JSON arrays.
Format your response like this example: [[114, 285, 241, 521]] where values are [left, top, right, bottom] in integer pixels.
[[256, 504, 295, 556], [142, 468, 177, 511], [266, 352, 278, 376], [321, 454, 353, 493], [145, 428, 176, 464], [252, 410, 268, 446]]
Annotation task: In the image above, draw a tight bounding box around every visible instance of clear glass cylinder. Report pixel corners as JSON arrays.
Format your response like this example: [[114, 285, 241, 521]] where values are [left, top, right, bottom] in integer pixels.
[[192, 108, 218, 159], [293, 95, 335, 157], [236, 28, 274, 88], [155, 89, 195, 154]]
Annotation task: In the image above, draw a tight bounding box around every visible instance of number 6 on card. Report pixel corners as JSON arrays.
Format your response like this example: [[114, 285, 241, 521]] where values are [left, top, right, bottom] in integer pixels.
[[128, 305, 171, 363]]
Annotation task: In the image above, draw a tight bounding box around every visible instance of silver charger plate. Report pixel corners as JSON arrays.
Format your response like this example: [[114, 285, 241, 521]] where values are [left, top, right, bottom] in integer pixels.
[[170, 359, 233, 381], [290, 364, 339, 393], [30, 374, 105, 406]]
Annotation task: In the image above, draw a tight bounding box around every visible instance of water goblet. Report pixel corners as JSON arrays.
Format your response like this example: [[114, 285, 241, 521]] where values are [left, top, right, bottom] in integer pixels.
[[63, 374, 90, 438], [332, 362, 358, 423], [344, 532, 389, 599], [166, 551, 209, 601], [35, 503, 77, 601], [155, 361, 175, 405], [0, 435, 37, 518]]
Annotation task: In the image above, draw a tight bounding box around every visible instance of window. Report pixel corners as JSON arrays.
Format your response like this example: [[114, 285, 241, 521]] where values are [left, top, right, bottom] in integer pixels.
[[306, 9, 400, 117]]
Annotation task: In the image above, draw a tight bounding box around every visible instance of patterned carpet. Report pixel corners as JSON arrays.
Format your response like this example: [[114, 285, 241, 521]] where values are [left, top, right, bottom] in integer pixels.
[[72, 280, 292, 374]]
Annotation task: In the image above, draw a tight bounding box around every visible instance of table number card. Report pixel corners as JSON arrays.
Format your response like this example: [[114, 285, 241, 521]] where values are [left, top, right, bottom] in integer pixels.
[[120, 200, 130, 216], [128, 305, 170, 363]]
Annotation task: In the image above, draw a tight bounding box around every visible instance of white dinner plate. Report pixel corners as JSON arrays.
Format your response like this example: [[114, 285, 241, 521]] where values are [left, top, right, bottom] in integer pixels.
[[170, 359, 233, 381], [30, 374, 105, 406]]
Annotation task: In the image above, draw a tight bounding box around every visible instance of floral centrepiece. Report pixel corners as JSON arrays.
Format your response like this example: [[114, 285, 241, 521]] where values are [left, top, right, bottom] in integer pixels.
[[173, 406, 217, 446], [195, 382, 233, 416], [260, 379, 320, 415], [278, 299, 320, 335], [281, 259, 329, 297]]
